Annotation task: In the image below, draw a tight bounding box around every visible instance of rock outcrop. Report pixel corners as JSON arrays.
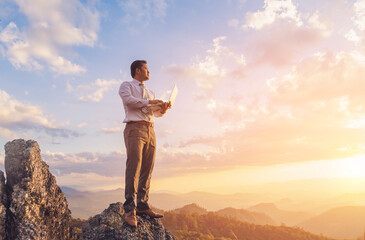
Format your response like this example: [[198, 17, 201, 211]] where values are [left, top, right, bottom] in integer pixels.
[[0, 171, 6, 240], [0, 139, 177, 240], [4, 139, 75, 240], [81, 202, 177, 240]]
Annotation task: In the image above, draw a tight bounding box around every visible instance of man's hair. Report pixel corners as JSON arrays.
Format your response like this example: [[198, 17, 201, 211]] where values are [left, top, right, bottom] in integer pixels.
[[130, 60, 147, 78]]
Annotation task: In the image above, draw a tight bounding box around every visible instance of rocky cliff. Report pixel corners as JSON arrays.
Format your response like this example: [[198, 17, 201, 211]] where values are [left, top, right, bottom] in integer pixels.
[[81, 202, 176, 240], [0, 139, 176, 240], [4, 139, 74, 240]]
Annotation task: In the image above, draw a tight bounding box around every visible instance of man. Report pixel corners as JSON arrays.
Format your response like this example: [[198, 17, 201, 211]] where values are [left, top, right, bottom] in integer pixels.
[[119, 60, 170, 227]]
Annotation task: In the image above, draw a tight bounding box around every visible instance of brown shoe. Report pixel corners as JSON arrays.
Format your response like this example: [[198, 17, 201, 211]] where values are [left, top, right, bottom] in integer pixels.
[[136, 208, 163, 218], [124, 209, 137, 227]]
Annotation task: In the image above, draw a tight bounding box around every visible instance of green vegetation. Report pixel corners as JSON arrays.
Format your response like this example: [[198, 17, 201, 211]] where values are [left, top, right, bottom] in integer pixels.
[[161, 211, 335, 240]]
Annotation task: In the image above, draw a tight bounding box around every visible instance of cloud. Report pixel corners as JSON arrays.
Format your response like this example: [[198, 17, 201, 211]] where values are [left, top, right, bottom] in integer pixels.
[[77, 122, 87, 128], [243, 0, 302, 30], [170, 51, 365, 170], [230, 1, 331, 67], [0, 126, 18, 139], [353, 0, 365, 31], [101, 127, 123, 134], [69, 78, 120, 102], [246, 20, 324, 67], [119, 0, 168, 32], [43, 150, 125, 177], [207, 99, 245, 123], [165, 36, 246, 96], [268, 51, 365, 106], [56, 172, 122, 191], [307, 11, 332, 36], [0, 88, 80, 138], [0, 0, 14, 20], [345, 29, 362, 42], [0, 0, 99, 74]]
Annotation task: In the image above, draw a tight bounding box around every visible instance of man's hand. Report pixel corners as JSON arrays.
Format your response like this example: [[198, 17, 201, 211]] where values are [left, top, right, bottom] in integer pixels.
[[160, 101, 171, 114], [149, 99, 163, 105]]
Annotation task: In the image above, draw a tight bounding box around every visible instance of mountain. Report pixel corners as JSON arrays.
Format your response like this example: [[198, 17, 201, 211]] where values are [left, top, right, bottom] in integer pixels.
[[216, 207, 276, 225], [248, 202, 313, 225], [63, 188, 281, 219], [173, 203, 208, 214], [171, 203, 276, 226], [161, 211, 335, 240], [62, 187, 124, 219], [298, 205, 365, 239]]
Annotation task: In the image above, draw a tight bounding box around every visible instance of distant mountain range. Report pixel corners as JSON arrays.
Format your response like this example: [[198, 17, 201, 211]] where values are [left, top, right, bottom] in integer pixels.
[[298, 206, 365, 239], [61, 187, 277, 218], [161, 211, 335, 240], [172, 203, 276, 226], [248, 202, 313, 225], [62, 186, 365, 239]]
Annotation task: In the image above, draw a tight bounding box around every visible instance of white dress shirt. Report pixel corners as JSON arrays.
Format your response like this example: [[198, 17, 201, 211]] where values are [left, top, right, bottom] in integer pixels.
[[119, 79, 155, 123]]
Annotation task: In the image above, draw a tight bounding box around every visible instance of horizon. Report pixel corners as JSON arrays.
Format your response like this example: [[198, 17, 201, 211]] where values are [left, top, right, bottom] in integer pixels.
[[1, 0, 365, 203]]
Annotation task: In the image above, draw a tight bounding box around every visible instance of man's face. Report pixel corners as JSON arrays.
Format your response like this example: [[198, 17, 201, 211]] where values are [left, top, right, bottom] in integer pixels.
[[136, 63, 149, 81]]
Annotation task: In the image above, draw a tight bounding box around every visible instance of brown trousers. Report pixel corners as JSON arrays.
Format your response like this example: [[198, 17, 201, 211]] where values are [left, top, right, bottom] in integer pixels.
[[123, 122, 156, 213]]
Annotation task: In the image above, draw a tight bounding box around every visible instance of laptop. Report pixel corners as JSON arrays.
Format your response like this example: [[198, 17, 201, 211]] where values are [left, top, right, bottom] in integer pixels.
[[148, 84, 178, 111]]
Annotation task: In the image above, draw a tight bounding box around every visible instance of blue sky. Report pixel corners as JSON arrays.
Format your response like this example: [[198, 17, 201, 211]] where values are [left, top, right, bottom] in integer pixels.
[[1, 0, 365, 193]]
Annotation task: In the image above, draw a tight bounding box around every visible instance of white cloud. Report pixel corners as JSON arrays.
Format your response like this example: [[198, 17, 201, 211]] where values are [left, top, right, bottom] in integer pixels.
[[0, 22, 43, 70], [0, 88, 79, 138], [119, 0, 168, 31], [169, 50, 365, 170], [307, 11, 332, 36], [0, 127, 17, 139], [0, 0, 99, 74], [101, 127, 123, 134], [345, 29, 362, 42], [43, 150, 125, 177], [231, 1, 330, 67], [206, 98, 265, 124], [165, 36, 246, 95], [353, 0, 365, 31], [70, 78, 120, 102], [77, 122, 87, 128], [246, 20, 324, 67], [228, 18, 240, 28], [0, 0, 14, 20], [267, 51, 365, 106], [56, 172, 122, 191], [244, 0, 302, 29]]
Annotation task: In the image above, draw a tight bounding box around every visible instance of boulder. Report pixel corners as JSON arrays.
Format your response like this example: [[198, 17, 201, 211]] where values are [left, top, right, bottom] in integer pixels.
[[81, 202, 177, 240], [0, 171, 6, 240], [4, 139, 75, 240]]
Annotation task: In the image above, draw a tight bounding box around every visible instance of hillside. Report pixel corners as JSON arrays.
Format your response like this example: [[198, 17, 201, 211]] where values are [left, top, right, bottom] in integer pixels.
[[248, 202, 313, 225], [298, 205, 365, 239], [216, 207, 276, 225], [161, 211, 334, 240], [173, 203, 208, 214], [171, 203, 276, 226]]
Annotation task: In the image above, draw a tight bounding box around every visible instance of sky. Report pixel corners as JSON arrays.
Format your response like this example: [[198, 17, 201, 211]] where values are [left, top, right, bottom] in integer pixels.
[[1, 0, 365, 194]]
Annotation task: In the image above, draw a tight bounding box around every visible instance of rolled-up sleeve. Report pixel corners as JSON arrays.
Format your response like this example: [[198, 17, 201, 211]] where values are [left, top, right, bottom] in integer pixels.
[[119, 82, 149, 108]]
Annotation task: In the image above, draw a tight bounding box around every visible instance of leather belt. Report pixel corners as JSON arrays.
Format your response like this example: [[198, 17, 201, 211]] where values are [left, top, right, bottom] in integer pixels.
[[128, 121, 153, 127]]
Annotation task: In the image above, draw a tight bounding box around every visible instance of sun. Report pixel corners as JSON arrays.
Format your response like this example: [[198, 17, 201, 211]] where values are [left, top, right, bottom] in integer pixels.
[[334, 155, 365, 178]]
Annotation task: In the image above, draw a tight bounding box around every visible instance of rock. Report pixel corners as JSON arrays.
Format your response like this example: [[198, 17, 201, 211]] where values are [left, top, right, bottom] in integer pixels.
[[0, 171, 6, 240], [81, 202, 177, 240], [4, 139, 75, 240]]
